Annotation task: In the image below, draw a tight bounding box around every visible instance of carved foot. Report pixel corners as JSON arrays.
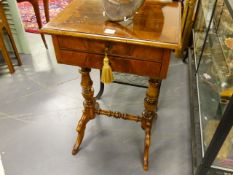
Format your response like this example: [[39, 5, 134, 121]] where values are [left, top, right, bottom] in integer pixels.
[[72, 140, 81, 155], [72, 129, 85, 155], [144, 128, 151, 171], [72, 68, 96, 155], [72, 114, 89, 155]]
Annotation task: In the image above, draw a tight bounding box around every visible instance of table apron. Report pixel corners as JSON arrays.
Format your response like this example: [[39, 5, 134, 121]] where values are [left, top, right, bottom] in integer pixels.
[[52, 35, 171, 79]]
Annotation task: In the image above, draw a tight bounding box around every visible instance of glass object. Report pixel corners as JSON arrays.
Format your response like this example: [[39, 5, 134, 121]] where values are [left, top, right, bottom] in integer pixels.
[[193, 0, 215, 59], [193, 0, 233, 173], [103, 0, 145, 21]]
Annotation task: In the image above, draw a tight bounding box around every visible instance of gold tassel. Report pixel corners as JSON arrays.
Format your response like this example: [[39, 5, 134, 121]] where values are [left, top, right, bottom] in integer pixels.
[[101, 51, 114, 84]]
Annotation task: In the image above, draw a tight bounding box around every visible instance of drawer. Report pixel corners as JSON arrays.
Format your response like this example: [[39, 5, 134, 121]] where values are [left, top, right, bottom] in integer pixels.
[[57, 36, 163, 63], [58, 50, 162, 78]]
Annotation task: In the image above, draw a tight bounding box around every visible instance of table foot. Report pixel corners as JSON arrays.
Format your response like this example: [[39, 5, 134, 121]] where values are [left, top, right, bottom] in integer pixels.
[[144, 127, 151, 171], [72, 114, 89, 155]]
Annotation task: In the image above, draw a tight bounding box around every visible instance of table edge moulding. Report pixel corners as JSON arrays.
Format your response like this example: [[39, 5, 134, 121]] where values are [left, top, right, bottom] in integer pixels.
[[41, 0, 181, 171]]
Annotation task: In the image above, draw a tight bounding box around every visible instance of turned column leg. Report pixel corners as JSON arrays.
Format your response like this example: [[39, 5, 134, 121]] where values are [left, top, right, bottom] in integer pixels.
[[72, 68, 96, 155], [141, 78, 161, 171]]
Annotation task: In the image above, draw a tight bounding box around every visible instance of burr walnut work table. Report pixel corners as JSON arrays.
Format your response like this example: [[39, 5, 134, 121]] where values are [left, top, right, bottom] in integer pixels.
[[41, 0, 181, 171]]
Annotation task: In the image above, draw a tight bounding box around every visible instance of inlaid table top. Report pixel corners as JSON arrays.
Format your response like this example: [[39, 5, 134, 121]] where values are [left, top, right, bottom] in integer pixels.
[[42, 0, 181, 49]]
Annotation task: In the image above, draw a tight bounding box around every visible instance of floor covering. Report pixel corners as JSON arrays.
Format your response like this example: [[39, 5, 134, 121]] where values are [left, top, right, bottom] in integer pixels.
[[17, 0, 72, 33]]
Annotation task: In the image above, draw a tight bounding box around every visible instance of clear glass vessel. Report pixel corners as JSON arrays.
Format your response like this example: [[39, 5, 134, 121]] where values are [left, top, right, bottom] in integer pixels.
[[102, 0, 145, 21]]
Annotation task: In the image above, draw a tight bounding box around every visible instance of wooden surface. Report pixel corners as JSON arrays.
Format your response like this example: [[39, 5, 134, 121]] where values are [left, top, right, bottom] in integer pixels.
[[52, 35, 171, 78], [41, 0, 181, 49], [41, 0, 181, 171], [0, 1, 22, 73], [17, 0, 49, 48], [41, 0, 182, 79]]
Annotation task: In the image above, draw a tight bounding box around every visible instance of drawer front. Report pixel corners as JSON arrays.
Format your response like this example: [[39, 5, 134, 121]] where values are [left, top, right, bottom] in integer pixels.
[[58, 50, 162, 78], [57, 36, 163, 63]]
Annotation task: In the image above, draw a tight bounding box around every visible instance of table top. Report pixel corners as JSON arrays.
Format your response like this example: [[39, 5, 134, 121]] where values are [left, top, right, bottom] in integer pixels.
[[41, 0, 181, 49]]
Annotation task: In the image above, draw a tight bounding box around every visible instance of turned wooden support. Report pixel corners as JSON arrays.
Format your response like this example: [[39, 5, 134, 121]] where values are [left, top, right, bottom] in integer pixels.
[[17, 0, 49, 48], [142, 78, 161, 171], [72, 68, 96, 155], [0, 2, 22, 73], [96, 108, 142, 122], [71, 71, 163, 171]]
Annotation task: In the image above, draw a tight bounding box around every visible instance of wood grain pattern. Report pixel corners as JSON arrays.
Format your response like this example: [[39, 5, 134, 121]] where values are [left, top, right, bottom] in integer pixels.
[[57, 50, 163, 77], [160, 49, 171, 78], [141, 79, 161, 170], [41, 0, 181, 49], [53, 35, 172, 78], [57, 36, 164, 62]]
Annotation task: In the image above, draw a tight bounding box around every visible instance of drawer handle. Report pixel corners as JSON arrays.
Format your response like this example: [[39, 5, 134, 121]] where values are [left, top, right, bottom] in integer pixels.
[[101, 48, 114, 84]]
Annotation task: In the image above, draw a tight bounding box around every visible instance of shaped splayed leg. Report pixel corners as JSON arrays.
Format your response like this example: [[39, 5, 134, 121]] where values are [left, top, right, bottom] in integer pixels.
[[72, 68, 96, 155]]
